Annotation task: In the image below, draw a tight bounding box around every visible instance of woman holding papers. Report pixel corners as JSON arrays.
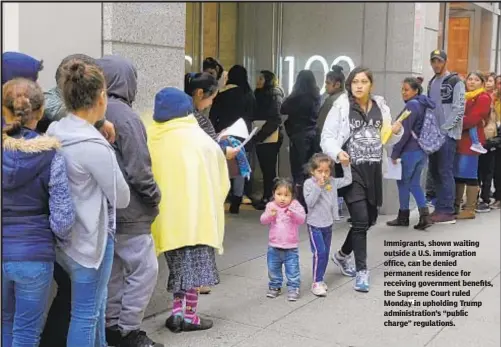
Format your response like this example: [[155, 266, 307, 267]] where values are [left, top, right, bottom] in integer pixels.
[[210, 65, 257, 213], [387, 77, 436, 230], [253, 70, 285, 210], [321, 67, 403, 292]]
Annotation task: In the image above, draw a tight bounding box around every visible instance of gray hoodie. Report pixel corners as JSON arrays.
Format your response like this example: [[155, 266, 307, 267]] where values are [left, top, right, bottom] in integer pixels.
[[97, 55, 161, 234], [47, 114, 130, 269]]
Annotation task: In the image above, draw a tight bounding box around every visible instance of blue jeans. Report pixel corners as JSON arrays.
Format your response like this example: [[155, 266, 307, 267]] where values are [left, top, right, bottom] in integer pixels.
[[308, 225, 333, 283], [469, 126, 480, 145], [56, 236, 114, 347], [267, 247, 300, 291], [398, 150, 427, 210], [2, 261, 54, 347], [428, 136, 457, 214]]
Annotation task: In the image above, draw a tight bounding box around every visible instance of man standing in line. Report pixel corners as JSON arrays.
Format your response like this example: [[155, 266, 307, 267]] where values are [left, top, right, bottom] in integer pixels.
[[97, 55, 163, 347], [427, 50, 465, 224]]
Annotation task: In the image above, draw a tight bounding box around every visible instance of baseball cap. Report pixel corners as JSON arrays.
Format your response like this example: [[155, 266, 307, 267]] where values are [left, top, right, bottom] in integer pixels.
[[430, 50, 447, 62]]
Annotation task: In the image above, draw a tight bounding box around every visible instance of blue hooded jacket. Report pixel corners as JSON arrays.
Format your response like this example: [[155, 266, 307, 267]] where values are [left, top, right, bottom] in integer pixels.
[[1, 52, 43, 85], [2, 128, 75, 262], [391, 94, 436, 160]]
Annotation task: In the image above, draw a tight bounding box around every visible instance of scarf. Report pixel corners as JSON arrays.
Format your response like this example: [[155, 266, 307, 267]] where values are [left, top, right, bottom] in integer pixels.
[[465, 87, 485, 101], [219, 136, 251, 179]]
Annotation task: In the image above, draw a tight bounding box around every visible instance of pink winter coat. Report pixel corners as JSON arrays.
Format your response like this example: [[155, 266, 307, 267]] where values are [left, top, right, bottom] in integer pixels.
[[260, 200, 306, 249]]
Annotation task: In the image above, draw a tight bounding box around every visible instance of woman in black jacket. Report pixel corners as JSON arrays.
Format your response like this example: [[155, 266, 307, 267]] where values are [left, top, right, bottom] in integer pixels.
[[281, 70, 321, 203], [210, 65, 257, 213], [253, 70, 285, 210]]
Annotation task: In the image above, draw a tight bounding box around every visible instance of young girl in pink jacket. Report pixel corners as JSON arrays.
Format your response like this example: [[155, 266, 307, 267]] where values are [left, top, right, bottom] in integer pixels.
[[260, 178, 306, 301]]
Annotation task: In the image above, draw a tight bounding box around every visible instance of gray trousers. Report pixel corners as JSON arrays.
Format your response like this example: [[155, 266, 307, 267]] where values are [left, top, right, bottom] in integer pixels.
[[106, 233, 158, 331]]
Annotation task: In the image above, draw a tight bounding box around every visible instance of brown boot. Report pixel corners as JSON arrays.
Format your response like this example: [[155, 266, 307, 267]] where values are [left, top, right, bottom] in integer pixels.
[[454, 183, 465, 215], [457, 185, 478, 220]]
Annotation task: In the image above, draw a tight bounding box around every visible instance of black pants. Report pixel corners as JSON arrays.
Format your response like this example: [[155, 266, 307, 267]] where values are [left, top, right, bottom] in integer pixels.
[[478, 151, 495, 203], [40, 262, 71, 347], [289, 131, 317, 186], [340, 199, 378, 272], [495, 150, 501, 201], [425, 168, 435, 200], [256, 141, 282, 201]]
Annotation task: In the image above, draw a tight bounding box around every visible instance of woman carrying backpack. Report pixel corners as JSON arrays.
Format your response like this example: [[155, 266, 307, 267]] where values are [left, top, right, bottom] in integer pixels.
[[387, 77, 436, 230]]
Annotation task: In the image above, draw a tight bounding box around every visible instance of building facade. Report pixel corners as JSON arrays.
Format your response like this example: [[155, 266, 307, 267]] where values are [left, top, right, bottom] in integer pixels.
[[3, 1, 501, 317]]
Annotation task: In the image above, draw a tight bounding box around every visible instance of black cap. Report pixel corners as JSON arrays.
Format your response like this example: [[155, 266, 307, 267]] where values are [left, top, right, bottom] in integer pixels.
[[430, 49, 447, 61]]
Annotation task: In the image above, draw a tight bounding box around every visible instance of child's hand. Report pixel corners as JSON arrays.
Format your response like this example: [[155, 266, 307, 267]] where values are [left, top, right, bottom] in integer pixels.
[[285, 208, 292, 217], [271, 209, 277, 216], [317, 177, 326, 187]]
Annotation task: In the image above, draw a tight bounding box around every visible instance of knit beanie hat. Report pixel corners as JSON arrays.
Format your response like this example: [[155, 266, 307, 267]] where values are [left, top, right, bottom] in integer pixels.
[[2, 52, 43, 85], [153, 87, 194, 122]]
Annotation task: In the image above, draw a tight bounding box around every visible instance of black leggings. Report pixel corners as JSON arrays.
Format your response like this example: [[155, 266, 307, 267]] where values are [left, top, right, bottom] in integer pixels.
[[40, 262, 71, 347], [478, 151, 495, 203], [340, 199, 378, 272], [256, 141, 282, 201]]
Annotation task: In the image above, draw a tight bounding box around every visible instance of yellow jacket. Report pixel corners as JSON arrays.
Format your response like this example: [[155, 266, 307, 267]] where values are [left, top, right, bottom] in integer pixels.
[[147, 115, 230, 256]]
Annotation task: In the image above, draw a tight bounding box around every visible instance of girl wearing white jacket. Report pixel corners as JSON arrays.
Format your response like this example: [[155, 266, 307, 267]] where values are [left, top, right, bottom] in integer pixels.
[[320, 67, 403, 292]]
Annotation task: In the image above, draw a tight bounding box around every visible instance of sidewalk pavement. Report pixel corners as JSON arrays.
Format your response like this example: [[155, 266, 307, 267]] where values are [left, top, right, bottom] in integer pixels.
[[143, 208, 500, 347]]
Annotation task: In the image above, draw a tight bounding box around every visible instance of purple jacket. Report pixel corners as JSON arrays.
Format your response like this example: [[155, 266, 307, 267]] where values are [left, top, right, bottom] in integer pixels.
[[391, 95, 436, 160]]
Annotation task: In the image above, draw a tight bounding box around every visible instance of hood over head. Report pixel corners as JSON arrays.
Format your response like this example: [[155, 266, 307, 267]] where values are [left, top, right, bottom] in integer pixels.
[[97, 55, 137, 105], [2, 52, 43, 85], [153, 87, 193, 123], [2, 129, 60, 190]]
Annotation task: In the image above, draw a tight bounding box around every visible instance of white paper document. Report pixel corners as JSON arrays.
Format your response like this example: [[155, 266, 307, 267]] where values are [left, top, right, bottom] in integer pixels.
[[235, 127, 258, 150], [384, 159, 402, 180], [217, 118, 249, 141]]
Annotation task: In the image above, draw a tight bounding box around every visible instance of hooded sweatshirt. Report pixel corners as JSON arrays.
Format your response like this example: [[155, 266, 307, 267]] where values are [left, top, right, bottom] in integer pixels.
[[97, 55, 161, 234], [391, 94, 436, 160], [3, 128, 75, 262], [1, 52, 42, 85], [47, 114, 130, 269]]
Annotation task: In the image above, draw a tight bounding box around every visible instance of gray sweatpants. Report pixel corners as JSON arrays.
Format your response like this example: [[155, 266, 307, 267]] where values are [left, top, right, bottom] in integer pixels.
[[106, 233, 158, 332]]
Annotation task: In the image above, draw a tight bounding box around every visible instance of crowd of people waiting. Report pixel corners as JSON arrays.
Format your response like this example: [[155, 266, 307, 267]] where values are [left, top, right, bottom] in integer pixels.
[[2, 48, 500, 347]]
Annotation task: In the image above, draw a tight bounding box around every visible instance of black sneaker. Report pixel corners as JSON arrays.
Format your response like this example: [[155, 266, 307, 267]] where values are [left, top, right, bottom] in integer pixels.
[[165, 315, 183, 333], [105, 325, 122, 347], [266, 287, 281, 298], [476, 202, 491, 213], [120, 330, 163, 347]]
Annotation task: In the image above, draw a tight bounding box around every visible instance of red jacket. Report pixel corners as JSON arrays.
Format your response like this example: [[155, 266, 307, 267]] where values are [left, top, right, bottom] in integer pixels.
[[457, 92, 492, 155]]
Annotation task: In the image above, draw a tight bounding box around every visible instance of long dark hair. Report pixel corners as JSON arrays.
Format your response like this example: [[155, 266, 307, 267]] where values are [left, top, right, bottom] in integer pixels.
[[290, 70, 319, 98], [227, 65, 252, 94]]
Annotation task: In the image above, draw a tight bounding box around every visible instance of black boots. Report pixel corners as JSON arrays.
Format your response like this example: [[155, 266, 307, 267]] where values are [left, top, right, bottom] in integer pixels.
[[414, 207, 432, 230], [386, 210, 410, 227], [229, 196, 242, 214]]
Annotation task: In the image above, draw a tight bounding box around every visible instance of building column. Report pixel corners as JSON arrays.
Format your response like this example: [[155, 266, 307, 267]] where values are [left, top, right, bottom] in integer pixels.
[[363, 3, 439, 215], [102, 3, 186, 115], [103, 3, 186, 318]]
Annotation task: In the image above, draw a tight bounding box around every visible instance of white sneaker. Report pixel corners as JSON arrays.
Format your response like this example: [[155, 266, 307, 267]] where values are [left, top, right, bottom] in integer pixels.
[[321, 282, 328, 291], [470, 143, 487, 154], [311, 282, 327, 297]]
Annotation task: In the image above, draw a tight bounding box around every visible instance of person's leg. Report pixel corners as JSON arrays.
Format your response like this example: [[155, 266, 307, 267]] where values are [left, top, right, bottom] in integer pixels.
[[114, 234, 158, 333], [332, 228, 356, 277], [58, 237, 114, 347], [230, 176, 245, 214], [9, 261, 53, 347], [457, 180, 479, 219], [494, 150, 501, 206], [267, 246, 284, 295], [321, 227, 333, 281], [426, 155, 437, 203], [284, 248, 301, 301], [39, 262, 72, 347], [182, 288, 213, 331], [289, 134, 307, 186], [469, 126, 487, 153], [307, 225, 328, 285], [478, 152, 494, 206], [105, 250, 125, 329], [409, 151, 428, 209], [259, 143, 280, 201], [2, 266, 15, 347], [346, 200, 371, 292], [388, 152, 415, 226], [433, 137, 457, 219]]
